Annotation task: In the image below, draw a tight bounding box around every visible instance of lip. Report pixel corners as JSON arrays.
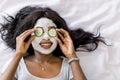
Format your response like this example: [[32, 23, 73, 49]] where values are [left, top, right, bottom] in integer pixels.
[[39, 41, 53, 49]]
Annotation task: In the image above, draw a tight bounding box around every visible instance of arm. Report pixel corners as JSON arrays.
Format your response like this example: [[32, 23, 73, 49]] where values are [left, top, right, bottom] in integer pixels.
[[70, 56, 87, 80], [0, 53, 22, 80], [55, 29, 87, 80], [0, 28, 36, 80]]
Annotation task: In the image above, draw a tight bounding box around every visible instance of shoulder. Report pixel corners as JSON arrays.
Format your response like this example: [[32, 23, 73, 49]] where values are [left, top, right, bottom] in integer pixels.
[[61, 56, 70, 68], [61, 56, 68, 62]]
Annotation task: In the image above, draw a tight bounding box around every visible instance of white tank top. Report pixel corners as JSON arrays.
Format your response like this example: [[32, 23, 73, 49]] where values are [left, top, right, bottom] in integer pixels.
[[1, 57, 73, 80]]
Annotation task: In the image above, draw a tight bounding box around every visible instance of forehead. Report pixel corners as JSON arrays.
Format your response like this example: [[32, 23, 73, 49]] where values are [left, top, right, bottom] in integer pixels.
[[34, 17, 57, 28]]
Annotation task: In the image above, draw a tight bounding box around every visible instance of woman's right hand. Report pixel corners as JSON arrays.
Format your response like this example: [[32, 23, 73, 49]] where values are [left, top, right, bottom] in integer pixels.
[[16, 28, 36, 56]]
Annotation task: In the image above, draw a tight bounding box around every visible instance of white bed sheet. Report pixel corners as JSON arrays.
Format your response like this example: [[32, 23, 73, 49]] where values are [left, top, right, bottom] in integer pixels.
[[0, 0, 120, 80]]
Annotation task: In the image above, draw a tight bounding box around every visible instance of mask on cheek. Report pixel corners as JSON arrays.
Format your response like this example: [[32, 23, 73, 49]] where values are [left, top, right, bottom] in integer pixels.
[[31, 18, 58, 55]]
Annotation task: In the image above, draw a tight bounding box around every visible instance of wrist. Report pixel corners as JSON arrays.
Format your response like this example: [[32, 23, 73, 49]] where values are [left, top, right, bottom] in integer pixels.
[[12, 53, 23, 62], [68, 57, 79, 64], [15, 52, 24, 57], [67, 54, 77, 59]]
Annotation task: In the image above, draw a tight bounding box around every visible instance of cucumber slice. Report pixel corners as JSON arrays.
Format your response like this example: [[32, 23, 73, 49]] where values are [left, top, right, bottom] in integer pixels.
[[48, 28, 57, 37], [35, 27, 44, 37]]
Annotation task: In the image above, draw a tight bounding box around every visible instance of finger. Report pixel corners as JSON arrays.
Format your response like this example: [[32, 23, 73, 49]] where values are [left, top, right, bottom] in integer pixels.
[[57, 29, 70, 37], [55, 37, 63, 47], [20, 28, 36, 40], [57, 31, 65, 40], [58, 29, 71, 39], [21, 28, 36, 37], [57, 29, 72, 42], [27, 35, 35, 45]]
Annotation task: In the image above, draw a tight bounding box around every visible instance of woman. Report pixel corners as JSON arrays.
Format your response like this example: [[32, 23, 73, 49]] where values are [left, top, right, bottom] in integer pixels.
[[0, 6, 105, 80]]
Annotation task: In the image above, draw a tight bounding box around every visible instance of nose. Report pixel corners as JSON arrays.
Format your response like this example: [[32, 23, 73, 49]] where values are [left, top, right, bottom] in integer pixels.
[[43, 32, 50, 40]]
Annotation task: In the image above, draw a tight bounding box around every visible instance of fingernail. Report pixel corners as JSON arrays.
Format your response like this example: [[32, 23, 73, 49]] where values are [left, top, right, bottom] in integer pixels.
[[54, 37, 57, 39]]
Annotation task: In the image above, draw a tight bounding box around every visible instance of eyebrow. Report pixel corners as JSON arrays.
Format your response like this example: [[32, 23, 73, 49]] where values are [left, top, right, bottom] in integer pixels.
[[48, 26, 56, 28], [48, 26, 56, 30], [35, 26, 56, 28]]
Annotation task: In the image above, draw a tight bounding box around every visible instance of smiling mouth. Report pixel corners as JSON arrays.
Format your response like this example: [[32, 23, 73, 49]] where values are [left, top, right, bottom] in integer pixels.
[[40, 43, 52, 49]]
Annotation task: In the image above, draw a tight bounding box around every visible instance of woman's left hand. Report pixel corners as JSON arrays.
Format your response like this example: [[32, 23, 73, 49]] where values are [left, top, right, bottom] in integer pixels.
[[55, 29, 77, 59]]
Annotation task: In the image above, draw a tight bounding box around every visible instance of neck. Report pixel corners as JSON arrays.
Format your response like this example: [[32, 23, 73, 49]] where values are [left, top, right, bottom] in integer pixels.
[[33, 50, 55, 64]]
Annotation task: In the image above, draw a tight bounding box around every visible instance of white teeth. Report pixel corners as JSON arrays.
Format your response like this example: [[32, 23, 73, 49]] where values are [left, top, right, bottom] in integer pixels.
[[41, 43, 51, 46]]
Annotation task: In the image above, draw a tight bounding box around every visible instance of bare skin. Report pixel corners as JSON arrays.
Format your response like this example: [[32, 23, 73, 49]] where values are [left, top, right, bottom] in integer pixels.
[[0, 28, 87, 80]]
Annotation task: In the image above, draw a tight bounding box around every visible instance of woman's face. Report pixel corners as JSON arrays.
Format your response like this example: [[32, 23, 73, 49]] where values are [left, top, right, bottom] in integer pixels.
[[32, 17, 58, 55]]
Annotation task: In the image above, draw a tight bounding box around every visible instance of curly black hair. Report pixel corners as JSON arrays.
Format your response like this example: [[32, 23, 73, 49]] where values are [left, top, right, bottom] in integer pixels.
[[0, 6, 106, 57]]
